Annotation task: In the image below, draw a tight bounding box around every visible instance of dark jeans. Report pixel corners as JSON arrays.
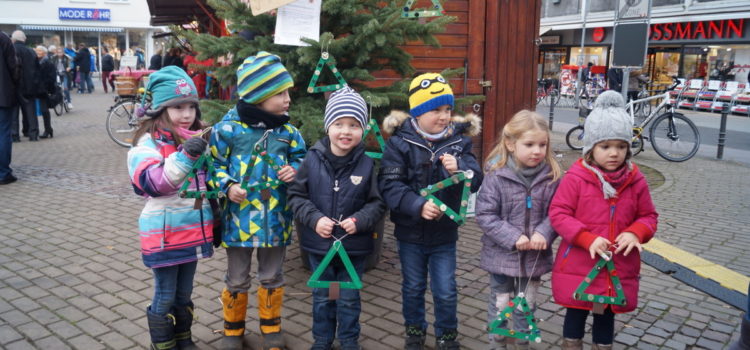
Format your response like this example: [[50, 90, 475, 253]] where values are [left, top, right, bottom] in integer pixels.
[[102, 71, 115, 93], [37, 98, 51, 134], [397, 241, 458, 338], [151, 261, 197, 315], [0, 106, 13, 179], [78, 71, 93, 93], [12, 98, 38, 138], [563, 307, 615, 344], [307, 252, 366, 345]]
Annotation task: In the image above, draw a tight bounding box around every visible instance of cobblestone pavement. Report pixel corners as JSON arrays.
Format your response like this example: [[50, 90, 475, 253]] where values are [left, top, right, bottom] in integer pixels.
[[0, 90, 746, 349]]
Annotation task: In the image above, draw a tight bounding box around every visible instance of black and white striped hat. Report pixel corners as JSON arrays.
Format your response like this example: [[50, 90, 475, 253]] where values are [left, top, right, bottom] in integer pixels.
[[324, 86, 368, 132]]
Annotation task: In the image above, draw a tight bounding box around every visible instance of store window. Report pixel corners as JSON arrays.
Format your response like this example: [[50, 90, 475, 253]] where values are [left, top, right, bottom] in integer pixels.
[[647, 47, 681, 85], [21, 30, 64, 49], [569, 46, 607, 67], [539, 48, 568, 80], [682, 47, 709, 80]]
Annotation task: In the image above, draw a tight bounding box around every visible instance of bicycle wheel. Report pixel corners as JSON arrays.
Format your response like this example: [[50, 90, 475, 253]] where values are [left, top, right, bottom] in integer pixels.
[[53, 100, 63, 116], [649, 112, 700, 162], [107, 100, 138, 147], [566, 126, 585, 151], [631, 130, 644, 156], [63, 100, 69, 113]]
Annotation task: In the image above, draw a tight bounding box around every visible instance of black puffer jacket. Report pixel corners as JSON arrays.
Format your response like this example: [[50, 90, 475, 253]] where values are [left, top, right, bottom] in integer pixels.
[[74, 47, 90, 73], [288, 138, 386, 256], [378, 111, 483, 246], [36, 56, 56, 97], [13, 41, 38, 98]]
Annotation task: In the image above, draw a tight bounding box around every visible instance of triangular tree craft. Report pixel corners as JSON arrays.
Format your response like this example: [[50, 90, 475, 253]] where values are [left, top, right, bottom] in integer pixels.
[[307, 52, 348, 94], [364, 119, 386, 159], [488, 292, 542, 343], [240, 144, 284, 199], [179, 154, 222, 199], [401, 0, 445, 18], [307, 240, 363, 289], [573, 251, 627, 306], [419, 170, 473, 225]]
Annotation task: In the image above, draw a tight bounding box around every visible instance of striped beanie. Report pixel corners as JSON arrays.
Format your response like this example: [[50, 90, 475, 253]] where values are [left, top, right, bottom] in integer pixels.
[[324, 87, 368, 132], [408, 73, 454, 118], [236, 51, 294, 104]]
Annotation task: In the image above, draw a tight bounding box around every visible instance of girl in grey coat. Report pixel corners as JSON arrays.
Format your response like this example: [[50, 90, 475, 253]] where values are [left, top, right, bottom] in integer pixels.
[[475, 110, 562, 349]]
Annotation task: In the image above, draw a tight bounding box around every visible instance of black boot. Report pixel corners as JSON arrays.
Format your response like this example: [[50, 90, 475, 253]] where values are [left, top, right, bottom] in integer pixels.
[[40, 130, 53, 139], [173, 303, 199, 350], [147, 307, 177, 350], [729, 315, 750, 350], [435, 329, 460, 350], [405, 325, 426, 350]]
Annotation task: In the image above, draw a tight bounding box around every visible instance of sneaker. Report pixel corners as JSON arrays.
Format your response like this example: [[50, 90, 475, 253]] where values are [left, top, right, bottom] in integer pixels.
[[339, 339, 362, 350], [66, 102, 73, 110], [436, 330, 460, 350], [310, 339, 333, 350], [405, 325, 426, 350]]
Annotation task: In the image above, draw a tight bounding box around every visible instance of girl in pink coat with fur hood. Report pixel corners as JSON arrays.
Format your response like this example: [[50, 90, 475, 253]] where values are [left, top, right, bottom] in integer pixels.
[[549, 91, 658, 350]]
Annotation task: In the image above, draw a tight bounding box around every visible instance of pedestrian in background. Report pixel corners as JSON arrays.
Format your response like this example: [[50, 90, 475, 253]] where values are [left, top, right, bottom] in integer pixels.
[[34, 45, 56, 139], [0, 31, 19, 184], [11, 30, 39, 141], [101, 47, 115, 93], [127, 66, 214, 350], [549, 91, 658, 350], [476, 110, 562, 350], [51, 47, 72, 110], [149, 48, 163, 71], [74, 43, 92, 93]]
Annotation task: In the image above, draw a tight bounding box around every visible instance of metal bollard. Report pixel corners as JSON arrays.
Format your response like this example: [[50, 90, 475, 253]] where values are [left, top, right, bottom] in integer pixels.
[[549, 93, 556, 131], [717, 102, 729, 159]]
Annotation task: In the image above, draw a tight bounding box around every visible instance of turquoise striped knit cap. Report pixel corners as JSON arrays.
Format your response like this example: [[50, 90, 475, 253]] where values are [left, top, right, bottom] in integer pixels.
[[237, 51, 294, 104]]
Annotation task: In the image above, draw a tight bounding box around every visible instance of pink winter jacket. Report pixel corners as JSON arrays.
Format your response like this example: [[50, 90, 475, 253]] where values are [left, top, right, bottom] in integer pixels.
[[549, 159, 658, 313]]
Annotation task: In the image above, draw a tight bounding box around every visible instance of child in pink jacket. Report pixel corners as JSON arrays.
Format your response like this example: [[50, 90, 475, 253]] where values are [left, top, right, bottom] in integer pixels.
[[549, 91, 658, 350]]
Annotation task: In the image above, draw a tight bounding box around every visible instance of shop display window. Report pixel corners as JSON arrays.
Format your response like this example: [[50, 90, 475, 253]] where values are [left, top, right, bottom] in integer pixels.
[[569, 47, 607, 67], [540, 48, 567, 80]]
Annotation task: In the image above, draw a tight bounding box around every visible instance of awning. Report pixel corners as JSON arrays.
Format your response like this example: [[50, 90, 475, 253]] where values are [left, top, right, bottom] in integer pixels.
[[147, 0, 213, 26], [539, 26, 552, 36], [20, 25, 124, 33]]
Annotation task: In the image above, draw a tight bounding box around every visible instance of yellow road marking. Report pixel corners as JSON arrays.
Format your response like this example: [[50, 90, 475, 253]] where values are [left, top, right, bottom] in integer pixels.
[[644, 238, 749, 294]]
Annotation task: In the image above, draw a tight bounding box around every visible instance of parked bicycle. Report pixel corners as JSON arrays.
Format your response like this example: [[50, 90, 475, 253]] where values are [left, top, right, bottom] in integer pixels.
[[106, 87, 144, 147], [51, 75, 69, 116], [566, 77, 701, 162], [536, 78, 560, 106]]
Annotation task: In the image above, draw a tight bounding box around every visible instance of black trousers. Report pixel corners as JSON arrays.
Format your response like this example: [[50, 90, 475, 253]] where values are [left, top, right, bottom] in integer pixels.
[[11, 98, 38, 138], [562, 307, 615, 345]]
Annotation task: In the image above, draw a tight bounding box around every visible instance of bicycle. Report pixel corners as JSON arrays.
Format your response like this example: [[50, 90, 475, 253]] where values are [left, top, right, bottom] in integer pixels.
[[566, 77, 701, 162], [51, 75, 69, 116], [106, 88, 144, 147], [536, 78, 560, 106]]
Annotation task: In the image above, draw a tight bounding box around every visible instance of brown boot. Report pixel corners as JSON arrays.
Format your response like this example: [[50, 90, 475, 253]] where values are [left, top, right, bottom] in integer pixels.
[[220, 288, 247, 350], [562, 338, 583, 350], [258, 286, 285, 350], [591, 344, 613, 350]]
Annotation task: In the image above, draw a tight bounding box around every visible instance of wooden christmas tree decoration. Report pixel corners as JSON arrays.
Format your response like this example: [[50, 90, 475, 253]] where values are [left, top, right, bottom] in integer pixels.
[[307, 240, 363, 290], [488, 292, 542, 343], [419, 170, 473, 225], [573, 251, 627, 310], [179, 154, 223, 200], [401, 0, 445, 18], [363, 119, 386, 159], [307, 52, 348, 94], [240, 144, 284, 200]]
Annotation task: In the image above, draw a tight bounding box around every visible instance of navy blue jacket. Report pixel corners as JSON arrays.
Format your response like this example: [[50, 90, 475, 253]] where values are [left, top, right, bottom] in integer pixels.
[[378, 111, 483, 246], [288, 138, 386, 256]]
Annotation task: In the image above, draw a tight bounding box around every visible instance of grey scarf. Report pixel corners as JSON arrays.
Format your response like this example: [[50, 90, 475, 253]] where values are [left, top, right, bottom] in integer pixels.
[[507, 157, 546, 189]]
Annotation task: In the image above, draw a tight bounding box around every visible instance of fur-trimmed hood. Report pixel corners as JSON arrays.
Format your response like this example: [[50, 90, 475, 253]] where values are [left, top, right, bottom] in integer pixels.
[[382, 110, 482, 137]]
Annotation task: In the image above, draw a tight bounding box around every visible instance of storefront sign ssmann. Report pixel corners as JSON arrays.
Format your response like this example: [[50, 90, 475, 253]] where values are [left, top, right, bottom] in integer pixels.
[[59, 8, 111, 21], [650, 19, 746, 42]]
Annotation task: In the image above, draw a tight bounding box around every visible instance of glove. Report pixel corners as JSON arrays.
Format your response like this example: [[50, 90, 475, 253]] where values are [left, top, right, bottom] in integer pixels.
[[182, 137, 208, 157]]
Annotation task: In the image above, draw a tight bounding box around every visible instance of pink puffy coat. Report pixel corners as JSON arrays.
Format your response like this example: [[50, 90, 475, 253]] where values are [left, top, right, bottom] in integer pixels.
[[549, 159, 658, 313]]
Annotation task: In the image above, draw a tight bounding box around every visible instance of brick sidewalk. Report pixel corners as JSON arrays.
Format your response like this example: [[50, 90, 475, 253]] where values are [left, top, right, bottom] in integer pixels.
[[0, 91, 745, 349]]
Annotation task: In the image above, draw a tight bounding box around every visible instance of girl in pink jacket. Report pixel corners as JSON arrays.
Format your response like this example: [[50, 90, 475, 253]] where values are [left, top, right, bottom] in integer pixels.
[[549, 91, 658, 350]]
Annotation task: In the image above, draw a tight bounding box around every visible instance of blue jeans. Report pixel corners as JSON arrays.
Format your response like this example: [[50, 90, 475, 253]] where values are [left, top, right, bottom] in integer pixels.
[[78, 72, 93, 93], [61, 74, 71, 103], [151, 261, 197, 315], [308, 253, 366, 345], [397, 241, 457, 337], [0, 107, 13, 179]]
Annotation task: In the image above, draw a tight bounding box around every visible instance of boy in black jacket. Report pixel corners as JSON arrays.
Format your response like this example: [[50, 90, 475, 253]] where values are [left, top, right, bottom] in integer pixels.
[[378, 73, 483, 350], [288, 87, 386, 350]]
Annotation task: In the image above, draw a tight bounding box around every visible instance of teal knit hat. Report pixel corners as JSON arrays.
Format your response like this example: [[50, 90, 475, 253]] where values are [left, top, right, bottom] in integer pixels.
[[236, 51, 294, 104], [142, 66, 199, 117]]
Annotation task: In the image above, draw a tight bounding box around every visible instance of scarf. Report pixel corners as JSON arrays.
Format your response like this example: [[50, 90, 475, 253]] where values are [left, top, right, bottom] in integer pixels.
[[582, 160, 633, 199], [322, 137, 356, 173], [236, 100, 290, 130], [410, 118, 455, 143], [507, 157, 547, 189]]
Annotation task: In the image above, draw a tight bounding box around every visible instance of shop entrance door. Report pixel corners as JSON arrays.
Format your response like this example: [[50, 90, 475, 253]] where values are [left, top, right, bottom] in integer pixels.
[[647, 47, 681, 87]]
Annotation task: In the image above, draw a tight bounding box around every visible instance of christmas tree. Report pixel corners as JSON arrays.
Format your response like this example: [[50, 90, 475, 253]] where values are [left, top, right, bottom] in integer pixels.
[[182, 0, 467, 146]]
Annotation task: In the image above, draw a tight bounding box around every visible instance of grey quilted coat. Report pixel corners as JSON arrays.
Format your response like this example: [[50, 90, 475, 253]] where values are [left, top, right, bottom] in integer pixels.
[[475, 164, 560, 277]]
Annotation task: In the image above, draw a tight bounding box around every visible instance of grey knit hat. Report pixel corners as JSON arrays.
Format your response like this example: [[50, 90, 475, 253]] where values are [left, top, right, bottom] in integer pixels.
[[324, 86, 368, 132], [583, 90, 632, 156]]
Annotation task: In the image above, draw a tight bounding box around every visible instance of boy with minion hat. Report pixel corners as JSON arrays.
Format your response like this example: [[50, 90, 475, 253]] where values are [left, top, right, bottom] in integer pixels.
[[379, 73, 484, 350], [209, 51, 307, 350]]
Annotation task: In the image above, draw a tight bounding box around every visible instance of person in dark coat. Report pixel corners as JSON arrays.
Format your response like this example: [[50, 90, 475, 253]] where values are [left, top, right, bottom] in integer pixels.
[[73, 43, 92, 93], [288, 87, 386, 350], [0, 31, 19, 184], [101, 47, 115, 93], [607, 67, 623, 92], [34, 46, 56, 139], [163, 47, 184, 70], [148, 49, 162, 71], [11, 30, 39, 141]]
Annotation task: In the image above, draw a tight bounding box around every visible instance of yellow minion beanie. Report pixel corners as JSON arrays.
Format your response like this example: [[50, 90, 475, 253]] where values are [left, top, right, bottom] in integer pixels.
[[408, 73, 454, 117]]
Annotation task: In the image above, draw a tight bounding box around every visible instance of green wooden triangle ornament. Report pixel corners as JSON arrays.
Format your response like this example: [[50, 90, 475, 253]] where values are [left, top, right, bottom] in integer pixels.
[[306, 52, 348, 94], [401, 0, 445, 18], [240, 144, 284, 196], [488, 293, 542, 343], [179, 154, 223, 199], [419, 170, 473, 225], [573, 251, 627, 306], [363, 119, 386, 159], [307, 240, 363, 289]]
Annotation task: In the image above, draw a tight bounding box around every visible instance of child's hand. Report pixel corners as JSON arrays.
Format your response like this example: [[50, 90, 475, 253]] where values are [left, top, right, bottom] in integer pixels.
[[515, 235, 530, 251], [614, 232, 642, 256], [340, 218, 357, 235], [589, 237, 612, 260], [529, 232, 548, 250], [421, 201, 442, 220], [439, 154, 458, 175], [277, 165, 296, 183], [315, 217, 335, 238], [227, 184, 247, 204]]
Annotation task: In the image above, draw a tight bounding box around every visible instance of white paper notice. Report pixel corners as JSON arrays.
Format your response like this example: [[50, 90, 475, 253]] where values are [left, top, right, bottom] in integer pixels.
[[274, 0, 321, 47]]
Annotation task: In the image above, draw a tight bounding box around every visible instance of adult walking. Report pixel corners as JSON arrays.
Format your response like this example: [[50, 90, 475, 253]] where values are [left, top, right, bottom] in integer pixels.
[[74, 43, 92, 93], [11, 30, 39, 141], [101, 47, 115, 93], [51, 47, 73, 110], [35, 46, 56, 139], [0, 31, 19, 184]]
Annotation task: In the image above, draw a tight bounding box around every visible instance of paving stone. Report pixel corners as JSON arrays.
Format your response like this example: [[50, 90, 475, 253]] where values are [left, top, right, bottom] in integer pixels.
[[16, 320, 52, 340], [48, 320, 83, 339], [68, 333, 106, 350], [97, 331, 135, 350], [664, 339, 688, 350], [0, 325, 23, 344], [696, 337, 725, 349], [5, 339, 34, 350], [670, 333, 698, 346], [614, 332, 639, 346]]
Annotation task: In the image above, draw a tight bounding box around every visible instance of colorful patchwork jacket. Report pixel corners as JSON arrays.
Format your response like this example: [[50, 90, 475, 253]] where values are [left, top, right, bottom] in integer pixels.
[[127, 129, 214, 268], [210, 108, 307, 248]]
